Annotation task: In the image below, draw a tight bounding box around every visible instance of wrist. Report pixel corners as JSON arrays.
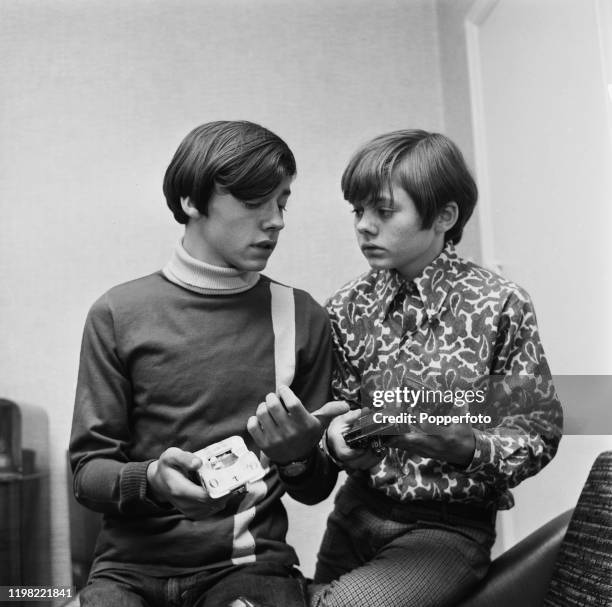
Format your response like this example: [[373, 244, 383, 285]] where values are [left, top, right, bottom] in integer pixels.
[[451, 430, 476, 467], [320, 428, 344, 468], [276, 448, 317, 478], [272, 442, 318, 467], [145, 460, 164, 503]]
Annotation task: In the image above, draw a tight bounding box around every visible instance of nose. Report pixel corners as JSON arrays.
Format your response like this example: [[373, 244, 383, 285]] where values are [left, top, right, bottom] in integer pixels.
[[262, 202, 285, 232], [355, 210, 377, 235]]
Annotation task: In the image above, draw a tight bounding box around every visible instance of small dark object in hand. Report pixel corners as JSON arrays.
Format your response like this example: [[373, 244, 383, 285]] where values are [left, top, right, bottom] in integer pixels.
[[342, 409, 401, 456]]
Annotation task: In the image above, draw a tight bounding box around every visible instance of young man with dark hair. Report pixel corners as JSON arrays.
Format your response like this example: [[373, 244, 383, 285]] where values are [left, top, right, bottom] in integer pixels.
[[310, 130, 563, 607], [70, 120, 345, 607]]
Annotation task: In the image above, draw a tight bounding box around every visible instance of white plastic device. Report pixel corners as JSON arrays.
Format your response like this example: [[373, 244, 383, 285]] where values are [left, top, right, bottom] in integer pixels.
[[195, 436, 265, 499]]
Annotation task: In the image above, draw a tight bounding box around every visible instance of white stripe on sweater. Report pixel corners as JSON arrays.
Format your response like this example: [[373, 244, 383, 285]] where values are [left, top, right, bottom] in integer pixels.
[[231, 282, 296, 564]]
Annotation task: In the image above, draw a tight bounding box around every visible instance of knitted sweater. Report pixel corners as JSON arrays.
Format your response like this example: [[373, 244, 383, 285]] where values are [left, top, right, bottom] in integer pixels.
[[70, 247, 333, 576]]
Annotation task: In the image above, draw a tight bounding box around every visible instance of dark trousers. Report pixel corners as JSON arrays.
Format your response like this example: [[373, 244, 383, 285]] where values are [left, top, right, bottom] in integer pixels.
[[310, 481, 496, 607], [80, 561, 307, 607]]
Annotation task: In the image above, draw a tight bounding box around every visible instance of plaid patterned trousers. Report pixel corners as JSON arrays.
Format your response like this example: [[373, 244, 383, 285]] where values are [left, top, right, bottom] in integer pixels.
[[310, 479, 496, 607]]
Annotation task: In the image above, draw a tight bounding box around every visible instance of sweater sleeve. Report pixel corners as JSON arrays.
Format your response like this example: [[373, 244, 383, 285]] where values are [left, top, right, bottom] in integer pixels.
[[69, 294, 169, 516], [464, 290, 563, 490], [280, 293, 338, 504]]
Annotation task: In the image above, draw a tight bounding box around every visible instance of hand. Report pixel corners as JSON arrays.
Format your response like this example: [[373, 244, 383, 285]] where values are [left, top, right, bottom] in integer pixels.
[[325, 408, 385, 470], [146, 447, 230, 519], [246, 385, 349, 464], [387, 413, 476, 466]]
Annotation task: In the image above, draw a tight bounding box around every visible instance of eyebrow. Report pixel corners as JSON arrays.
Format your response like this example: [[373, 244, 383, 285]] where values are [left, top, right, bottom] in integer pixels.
[[258, 188, 290, 202], [357, 196, 394, 207], [349, 190, 395, 208]]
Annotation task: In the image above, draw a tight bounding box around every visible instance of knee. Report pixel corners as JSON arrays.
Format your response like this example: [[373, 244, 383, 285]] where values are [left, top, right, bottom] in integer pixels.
[[308, 581, 373, 607], [80, 581, 147, 607]]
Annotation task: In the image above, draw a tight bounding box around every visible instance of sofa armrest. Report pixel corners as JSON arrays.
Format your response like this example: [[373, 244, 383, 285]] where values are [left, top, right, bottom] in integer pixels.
[[458, 509, 573, 607]]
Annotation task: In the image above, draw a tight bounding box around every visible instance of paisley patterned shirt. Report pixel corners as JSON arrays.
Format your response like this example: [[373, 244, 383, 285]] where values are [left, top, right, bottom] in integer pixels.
[[326, 243, 563, 510]]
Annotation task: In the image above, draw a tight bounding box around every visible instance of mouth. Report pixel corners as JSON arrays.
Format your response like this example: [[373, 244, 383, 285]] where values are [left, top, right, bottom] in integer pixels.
[[361, 244, 385, 253], [252, 240, 277, 252]]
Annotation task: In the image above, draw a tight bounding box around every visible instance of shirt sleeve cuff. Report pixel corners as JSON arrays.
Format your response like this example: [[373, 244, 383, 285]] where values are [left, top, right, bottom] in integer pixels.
[[464, 428, 493, 474]]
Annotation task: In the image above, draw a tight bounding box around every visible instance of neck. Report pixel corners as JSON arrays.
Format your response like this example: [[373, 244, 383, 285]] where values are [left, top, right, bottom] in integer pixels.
[[396, 238, 445, 281], [162, 240, 259, 295], [182, 228, 223, 267]]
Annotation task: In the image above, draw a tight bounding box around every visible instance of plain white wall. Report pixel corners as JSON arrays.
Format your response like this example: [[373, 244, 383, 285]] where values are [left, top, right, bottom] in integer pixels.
[[436, 0, 482, 264], [439, 0, 612, 555], [1, 0, 459, 587], [478, 0, 612, 374], [475, 0, 612, 549]]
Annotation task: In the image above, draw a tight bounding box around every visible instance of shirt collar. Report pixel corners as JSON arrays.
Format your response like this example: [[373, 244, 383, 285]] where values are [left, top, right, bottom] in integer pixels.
[[162, 240, 260, 295], [376, 242, 460, 322]]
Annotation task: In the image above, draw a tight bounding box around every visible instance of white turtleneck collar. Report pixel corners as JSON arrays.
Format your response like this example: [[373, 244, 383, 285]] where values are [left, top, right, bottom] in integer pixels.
[[162, 241, 260, 295]]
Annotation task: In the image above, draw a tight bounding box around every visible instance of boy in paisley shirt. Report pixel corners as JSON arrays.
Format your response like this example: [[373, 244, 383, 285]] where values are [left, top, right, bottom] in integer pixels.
[[310, 130, 563, 607]]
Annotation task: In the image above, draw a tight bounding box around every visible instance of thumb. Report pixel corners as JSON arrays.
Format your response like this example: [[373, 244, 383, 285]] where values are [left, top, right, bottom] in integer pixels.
[[342, 408, 366, 424], [312, 400, 351, 428], [163, 447, 202, 471]]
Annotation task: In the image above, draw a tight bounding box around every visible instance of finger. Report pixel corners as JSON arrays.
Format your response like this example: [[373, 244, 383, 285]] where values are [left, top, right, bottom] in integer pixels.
[[338, 407, 368, 433], [247, 415, 266, 445], [387, 432, 423, 447], [328, 407, 364, 437], [165, 466, 209, 501], [340, 407, 364, 424], [161, 447, 201, 471], [387, 432, 437, 458], [256, 402, 282, 438], [328, 434, 372, 461], [265, 392, 290, 425], [277, 384, 297, 405], [277, 385, 310, 423], [312, 401, 351, 428]]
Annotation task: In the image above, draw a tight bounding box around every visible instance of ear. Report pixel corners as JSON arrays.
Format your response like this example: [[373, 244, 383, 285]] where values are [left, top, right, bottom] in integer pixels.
[[434, 201, 459, 235], [180, 196, 202, 220]]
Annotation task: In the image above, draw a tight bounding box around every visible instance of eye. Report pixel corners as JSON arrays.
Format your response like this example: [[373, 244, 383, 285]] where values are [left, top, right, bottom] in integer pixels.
[[378, 208, 394, 219], [277, 196, 289, 213], [241, 200, 265, 210], [351, 207, 364, 218]]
